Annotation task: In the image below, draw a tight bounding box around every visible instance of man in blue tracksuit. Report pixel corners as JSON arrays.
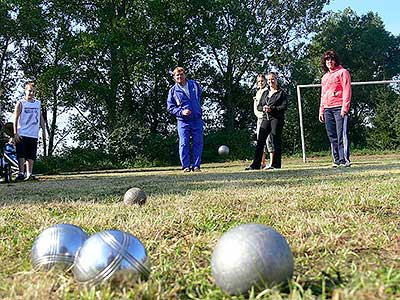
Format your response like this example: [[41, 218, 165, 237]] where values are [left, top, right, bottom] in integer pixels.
[[167, 67, 203, 172]]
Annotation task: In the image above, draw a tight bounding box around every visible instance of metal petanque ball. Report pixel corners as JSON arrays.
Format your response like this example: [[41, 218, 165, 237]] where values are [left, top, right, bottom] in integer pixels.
[[124, 187, 147, 206], [31, 223, 89, 271], [211, 223, 294, 295], [73, 229, 151, 286], [218, 145, 230, 156]]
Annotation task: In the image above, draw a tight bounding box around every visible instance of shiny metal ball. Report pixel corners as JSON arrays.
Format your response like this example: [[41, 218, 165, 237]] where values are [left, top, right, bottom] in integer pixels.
[[31, 223, 89, 271], [211, 223, 294, 295], [218, 145, 230, 156], [124, 187, 147, 205], [73, 229, 151, 286]]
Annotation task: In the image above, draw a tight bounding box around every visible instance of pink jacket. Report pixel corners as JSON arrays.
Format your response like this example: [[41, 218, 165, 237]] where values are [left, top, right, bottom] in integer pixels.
[[319, 65, 351, 116]]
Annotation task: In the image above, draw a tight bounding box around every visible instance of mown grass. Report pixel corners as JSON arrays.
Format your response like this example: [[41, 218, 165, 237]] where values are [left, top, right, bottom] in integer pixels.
[[0, 154, 399, 300]]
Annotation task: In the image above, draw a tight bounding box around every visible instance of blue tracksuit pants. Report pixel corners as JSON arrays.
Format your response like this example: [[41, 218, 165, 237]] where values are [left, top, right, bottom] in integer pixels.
[[324, 107, 350, 165], [177, 119, 203, 169]]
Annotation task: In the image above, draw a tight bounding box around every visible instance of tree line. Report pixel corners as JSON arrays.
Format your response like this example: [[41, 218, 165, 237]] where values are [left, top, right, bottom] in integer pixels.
[[1, 0, 399, 169]]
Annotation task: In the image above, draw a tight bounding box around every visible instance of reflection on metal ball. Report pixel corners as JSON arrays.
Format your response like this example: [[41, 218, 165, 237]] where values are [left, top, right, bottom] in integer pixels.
[[211, 223, 294, 295], [218, 145, 230, 156], [73, 229, 151, 286], [31, 223, 89, 271]]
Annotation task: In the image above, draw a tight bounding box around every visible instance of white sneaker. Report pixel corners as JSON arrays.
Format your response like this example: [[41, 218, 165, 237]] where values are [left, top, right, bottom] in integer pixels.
[[342, 162, 351, 168], [263, 165, 274, 170]]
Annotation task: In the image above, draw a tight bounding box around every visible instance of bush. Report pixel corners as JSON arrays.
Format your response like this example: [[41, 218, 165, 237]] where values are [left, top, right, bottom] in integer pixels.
[[202, 129, 254, 163]]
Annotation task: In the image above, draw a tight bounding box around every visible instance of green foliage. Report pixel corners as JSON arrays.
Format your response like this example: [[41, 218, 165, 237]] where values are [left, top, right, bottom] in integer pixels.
[[202, 129, 253, 162], [2, 1, 400, 168], [366, 87, 400, 149], [35, 147, 116, 173]]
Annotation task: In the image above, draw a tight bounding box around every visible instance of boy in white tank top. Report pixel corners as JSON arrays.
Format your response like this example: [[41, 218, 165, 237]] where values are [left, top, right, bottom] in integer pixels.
[[13, 82, 46, 181]]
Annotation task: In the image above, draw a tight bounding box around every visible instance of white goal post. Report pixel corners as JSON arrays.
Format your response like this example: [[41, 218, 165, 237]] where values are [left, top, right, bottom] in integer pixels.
[[296, 79, 400, 163]]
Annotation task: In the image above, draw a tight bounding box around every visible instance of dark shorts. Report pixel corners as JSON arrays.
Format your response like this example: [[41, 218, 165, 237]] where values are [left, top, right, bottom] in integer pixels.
[[16, 136, 38, 160]]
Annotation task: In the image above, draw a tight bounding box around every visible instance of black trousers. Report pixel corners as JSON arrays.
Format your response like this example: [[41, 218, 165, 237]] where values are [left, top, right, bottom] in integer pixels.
[[250, 117, 284, 169]]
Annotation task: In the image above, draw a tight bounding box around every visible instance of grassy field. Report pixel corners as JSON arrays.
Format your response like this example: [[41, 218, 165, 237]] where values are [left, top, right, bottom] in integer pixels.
[[0, 154, 399, 300]]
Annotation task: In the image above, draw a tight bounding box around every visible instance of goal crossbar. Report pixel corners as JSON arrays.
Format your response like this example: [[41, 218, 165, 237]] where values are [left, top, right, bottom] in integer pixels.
[[296, 79, 400, 163]]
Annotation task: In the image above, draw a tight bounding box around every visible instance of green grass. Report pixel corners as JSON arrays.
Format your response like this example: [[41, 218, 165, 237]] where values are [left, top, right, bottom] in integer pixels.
[[0, 154, 399, 299]]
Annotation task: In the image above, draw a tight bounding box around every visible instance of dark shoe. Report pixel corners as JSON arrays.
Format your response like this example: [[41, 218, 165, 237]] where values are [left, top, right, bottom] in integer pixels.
[[24, 174, 38, 181], [193, 167, 201, 172], [245, 166, 258, 170], [332, 162, 340, 168], [341, 162, 351, 168], [15, 174, 25, 182], [183, 167, 191, 173]]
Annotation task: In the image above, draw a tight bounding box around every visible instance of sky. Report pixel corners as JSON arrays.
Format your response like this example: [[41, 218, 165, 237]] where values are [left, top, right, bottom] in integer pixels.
[[324, 0, 400, 35]]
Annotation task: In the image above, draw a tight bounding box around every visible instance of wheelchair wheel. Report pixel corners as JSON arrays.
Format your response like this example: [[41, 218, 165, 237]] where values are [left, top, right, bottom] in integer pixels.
[[4, 164, 11, 183]]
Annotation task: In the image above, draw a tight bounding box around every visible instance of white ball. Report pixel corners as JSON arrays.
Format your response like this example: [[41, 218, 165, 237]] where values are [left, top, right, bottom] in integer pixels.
[[218, 145, 230, 156], [211, 223, 294, 295], [124, 187, 147, 205]]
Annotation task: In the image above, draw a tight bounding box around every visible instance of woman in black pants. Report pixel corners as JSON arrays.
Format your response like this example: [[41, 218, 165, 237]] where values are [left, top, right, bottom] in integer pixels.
[[246, 72, 288, 170]]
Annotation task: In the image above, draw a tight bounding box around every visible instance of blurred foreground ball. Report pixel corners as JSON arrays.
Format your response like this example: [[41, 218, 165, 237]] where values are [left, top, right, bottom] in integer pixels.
[[211, 223, 293, 295], [31, 223, 88, 271], [218, 145, 230, 156], [124, 187, 147, 205], [73, 229, 151, 286]]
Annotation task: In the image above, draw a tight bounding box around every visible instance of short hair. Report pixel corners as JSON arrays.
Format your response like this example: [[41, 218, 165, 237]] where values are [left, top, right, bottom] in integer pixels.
[[172, 67, 185, 76], [25, 82, 35, 90], [321, 49, 341, 73]]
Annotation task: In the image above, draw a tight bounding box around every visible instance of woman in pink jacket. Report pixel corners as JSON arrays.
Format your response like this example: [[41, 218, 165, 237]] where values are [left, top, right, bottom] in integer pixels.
[[319, 49, 352, 167]]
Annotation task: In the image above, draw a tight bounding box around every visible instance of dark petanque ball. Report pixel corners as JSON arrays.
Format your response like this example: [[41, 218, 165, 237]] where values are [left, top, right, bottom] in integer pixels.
[[31, 223, 89, 271], [218, 145, 230, 156], [73, 229, 151, 286], [124, 187, 147, 206], [211, 223, 294, 296]]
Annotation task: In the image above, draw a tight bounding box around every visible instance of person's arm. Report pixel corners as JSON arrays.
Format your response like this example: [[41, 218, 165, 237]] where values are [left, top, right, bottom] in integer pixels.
[[340, 69, 352, 117], [319, 105, 325, 123], [257, 92, 267, 112], [167, 88, 183, 117], [270, 91, 288, 111], [167, 87, 191, 117], [13, 101, 22, 142], [319, 77, 326, 123]]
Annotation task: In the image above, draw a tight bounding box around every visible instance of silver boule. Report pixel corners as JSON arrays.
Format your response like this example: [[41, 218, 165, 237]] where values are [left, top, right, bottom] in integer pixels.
[[124, 187, 147, 205], [211, 223, 294, 295], [31, 223, 89, 271], [218, 145, 230, 156], [73, 229, 151, 286]]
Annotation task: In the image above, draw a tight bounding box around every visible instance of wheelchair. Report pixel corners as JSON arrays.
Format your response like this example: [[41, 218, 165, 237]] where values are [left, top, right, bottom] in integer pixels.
[[0, 121, 18, 183]]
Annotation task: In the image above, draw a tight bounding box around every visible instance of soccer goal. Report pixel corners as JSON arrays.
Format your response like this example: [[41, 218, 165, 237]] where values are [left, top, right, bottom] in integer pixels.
[[296, 79, 400, 163]]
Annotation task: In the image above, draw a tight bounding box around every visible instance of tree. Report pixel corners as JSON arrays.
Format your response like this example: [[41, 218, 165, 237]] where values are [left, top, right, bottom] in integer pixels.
[[0, 1, 18, 118], [196, 0, 329, 132]]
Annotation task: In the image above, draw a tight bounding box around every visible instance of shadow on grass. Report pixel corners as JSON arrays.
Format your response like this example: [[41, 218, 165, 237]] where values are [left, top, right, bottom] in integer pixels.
[[1, 161, 399, 205], [300, 268, 346, 297]]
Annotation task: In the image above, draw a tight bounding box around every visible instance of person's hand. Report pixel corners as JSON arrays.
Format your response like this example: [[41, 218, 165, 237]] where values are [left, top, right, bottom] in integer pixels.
[[182, 109, 192, 116], [341, 110, 346, 118], [263, 105, 272, 113], [14, 133, 21, 143], [319, 114, 324, 123]]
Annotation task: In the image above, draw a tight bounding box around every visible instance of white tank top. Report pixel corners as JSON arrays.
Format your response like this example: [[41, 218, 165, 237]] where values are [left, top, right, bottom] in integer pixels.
[[17, 99, 41, 138]]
